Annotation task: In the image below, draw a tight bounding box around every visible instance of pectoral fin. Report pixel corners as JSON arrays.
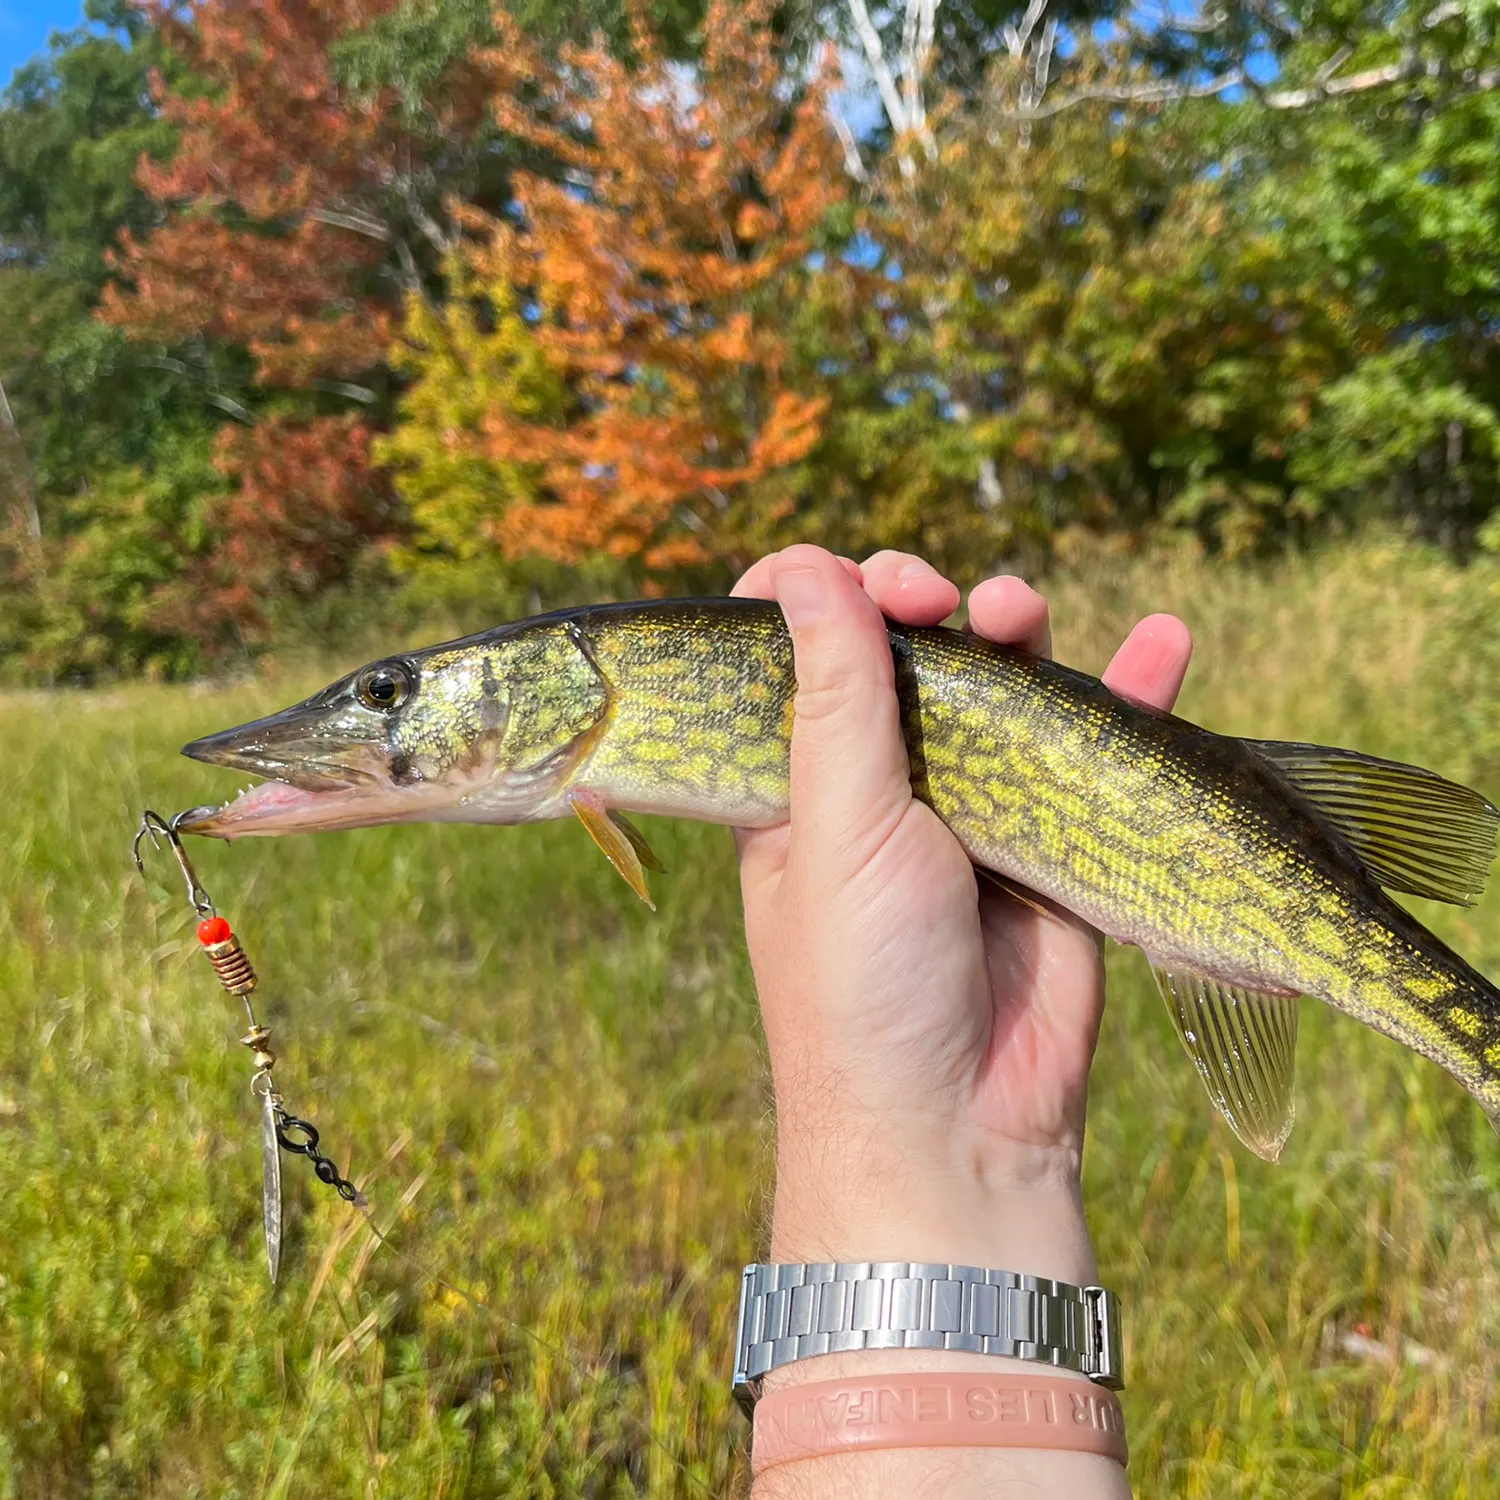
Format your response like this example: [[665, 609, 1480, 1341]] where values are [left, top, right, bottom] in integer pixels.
[[1247, 739, 1499, 906], [570, 793, 659, 908], [610, 810, 666, 873], [975, 866, 1053, 919], [1151, 963, 1300, 1162]]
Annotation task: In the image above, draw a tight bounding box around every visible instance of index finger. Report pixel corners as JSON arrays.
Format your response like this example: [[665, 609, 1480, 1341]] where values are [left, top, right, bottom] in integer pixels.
[[734, 551, 863, 599]]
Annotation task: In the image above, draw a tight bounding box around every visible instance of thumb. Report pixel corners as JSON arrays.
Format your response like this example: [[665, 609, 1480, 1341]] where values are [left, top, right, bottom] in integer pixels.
[[770, 545, 913, 875]]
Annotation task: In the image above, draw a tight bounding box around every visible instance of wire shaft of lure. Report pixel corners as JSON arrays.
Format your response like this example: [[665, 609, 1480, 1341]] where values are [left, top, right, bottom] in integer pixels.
[[134, 810, 365, 1283]]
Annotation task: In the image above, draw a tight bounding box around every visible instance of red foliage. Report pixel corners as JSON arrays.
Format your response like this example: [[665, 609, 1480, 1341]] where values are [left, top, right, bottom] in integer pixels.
[[98, 0, 475, 639], [100, 0, 418, 387], [150, 416, 398, 644]]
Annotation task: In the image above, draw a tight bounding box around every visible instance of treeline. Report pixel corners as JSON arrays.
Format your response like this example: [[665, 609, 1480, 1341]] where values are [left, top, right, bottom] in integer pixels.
[[2, 0, 1498, 680]]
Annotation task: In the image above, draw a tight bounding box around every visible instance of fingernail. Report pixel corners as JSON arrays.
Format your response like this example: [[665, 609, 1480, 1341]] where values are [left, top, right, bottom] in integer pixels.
[[776, 567, 828, 627], [898, 559, 937, 581]]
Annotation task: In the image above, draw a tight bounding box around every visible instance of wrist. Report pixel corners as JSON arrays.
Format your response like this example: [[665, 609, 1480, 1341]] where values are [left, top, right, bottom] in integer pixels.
[[770, 1116, 1096, 1283]]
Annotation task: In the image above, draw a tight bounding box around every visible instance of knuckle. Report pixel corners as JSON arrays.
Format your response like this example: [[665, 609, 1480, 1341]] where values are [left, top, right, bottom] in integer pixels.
[[778, 542, 835, 566], [790, 671, 893, 727]]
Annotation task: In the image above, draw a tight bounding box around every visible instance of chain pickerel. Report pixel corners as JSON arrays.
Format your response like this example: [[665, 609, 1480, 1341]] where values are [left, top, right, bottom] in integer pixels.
[[177, 599, 1500, 1159]]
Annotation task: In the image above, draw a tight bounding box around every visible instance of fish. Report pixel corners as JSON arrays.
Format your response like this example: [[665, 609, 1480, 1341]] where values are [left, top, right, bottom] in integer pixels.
[[176, 597, 1500, 1160]]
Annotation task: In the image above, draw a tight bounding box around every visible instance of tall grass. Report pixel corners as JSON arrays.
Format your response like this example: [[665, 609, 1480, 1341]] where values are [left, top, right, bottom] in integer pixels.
[[2, 540, 1498, 1498]]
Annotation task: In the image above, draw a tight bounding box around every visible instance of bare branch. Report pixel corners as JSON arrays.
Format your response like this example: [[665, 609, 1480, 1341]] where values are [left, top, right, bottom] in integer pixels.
[[1314, 43, 1355, 86], [1006, 37, 1500, 121], [1014, 68, 1245, 119], [0, 375, 41, 540], [1033, 17, 1059, 101], [1005, 0, 1478, 124], [900, 0, 938, 136], [1262, 50, 1426, 109], [313, 380, 378, 404], [830, 107, 870, 183], [308, 206, 391, 241], [377, 169, 455, 256], [204, 391, 255, 424], [1242, 0, 1302, 39], [391, 235, 424, 296], [1003, 0, 1050, 61], [1135, 3, 1232, 34], [846, 0, 913, 136], [844, 0, 936, 168]]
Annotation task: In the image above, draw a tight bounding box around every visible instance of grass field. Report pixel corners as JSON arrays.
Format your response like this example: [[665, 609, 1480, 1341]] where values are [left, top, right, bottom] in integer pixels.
[[4, 540, 1500, 1498]]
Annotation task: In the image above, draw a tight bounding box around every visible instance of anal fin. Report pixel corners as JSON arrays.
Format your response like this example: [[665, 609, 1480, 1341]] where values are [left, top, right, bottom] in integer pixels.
[[570, 793, 659, 908], [1151, 963, 1301, 1162]]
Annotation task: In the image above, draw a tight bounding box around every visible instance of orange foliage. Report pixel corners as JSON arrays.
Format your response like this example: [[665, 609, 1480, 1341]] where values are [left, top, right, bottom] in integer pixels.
[[460, 0, 844, 570]]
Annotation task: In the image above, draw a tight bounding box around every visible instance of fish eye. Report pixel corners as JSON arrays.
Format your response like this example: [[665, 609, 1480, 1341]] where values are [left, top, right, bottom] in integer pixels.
[[356, 661, 413, 713]]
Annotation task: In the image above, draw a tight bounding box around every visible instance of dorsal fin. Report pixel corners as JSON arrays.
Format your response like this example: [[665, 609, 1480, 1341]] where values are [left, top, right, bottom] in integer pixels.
[[1247, 740, 1499, 907], [1151, 963, 1301, 1162]]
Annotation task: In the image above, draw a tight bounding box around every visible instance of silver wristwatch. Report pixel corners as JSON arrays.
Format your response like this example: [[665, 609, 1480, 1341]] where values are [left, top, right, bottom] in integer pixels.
[[732, 1261, 1124, 1414]]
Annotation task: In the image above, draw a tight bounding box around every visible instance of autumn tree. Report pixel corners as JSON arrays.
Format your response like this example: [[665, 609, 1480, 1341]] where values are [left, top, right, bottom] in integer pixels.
[[384, 0, 848, 581], [96, 0, 515, 643], [375, 261, 578, 621]]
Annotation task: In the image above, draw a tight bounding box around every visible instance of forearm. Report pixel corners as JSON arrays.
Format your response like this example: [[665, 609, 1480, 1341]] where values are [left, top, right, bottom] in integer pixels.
[[750, 1159, 1133, 1500]]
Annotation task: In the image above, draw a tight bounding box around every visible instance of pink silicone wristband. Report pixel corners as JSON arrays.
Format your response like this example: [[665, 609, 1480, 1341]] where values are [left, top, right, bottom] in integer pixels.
[[751, 1370, 1128, 1474]]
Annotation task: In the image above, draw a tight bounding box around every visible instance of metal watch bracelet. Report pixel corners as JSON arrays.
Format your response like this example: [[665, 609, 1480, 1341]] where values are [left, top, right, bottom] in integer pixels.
[[732, 1261, 1124, 1415]]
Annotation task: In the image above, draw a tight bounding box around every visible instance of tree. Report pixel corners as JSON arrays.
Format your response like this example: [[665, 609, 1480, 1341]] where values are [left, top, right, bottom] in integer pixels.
[[386, 0, 848, 579], [0, 1, 190, 503], [0, 1, 236, 680], [834, 42, 1358, 560], [1262, 70, 1500, 548], [95, 0, 507, 641], [375, 261, 583, 620]]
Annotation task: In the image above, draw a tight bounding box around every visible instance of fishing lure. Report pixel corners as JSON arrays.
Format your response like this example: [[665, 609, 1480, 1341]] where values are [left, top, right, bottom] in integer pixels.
[[133, 810, 364, 1282]]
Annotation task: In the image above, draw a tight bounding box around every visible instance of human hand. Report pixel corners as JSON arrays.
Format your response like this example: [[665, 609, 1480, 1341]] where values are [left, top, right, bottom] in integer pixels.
[[733, 545, 1192, 1276]]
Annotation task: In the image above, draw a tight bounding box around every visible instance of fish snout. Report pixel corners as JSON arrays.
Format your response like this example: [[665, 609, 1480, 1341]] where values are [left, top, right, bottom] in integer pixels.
[[181, 701, 388, 792]]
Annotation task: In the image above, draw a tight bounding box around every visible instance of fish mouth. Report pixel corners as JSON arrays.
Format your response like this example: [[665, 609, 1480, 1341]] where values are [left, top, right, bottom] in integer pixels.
[[174, 780, 409, 838], [178, 701, 395, 838]]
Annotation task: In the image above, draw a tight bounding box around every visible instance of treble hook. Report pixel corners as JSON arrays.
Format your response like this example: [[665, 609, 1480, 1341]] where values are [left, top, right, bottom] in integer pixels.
[[133, 809, 217, 917]]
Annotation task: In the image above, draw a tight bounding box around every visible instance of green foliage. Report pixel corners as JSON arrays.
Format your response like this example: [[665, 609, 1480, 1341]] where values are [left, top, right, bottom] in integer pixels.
[[376, 266, 632, 626], [0, 3, 246, 680], [1292, 346, 1500, 541], [331, 0, 710, 119], [4, 543, 1500, 1494], [779, 73, 1350, 568], [1252, 77, 1500, 549], [379, 270, 565, 572], [0, 0, 197, 493], [0, 1, 175, 282], [0, 432, 226, 682]]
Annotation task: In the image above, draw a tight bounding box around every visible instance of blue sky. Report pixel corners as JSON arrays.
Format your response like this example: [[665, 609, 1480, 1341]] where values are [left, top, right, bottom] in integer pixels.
[[0, 0, 89, 86]]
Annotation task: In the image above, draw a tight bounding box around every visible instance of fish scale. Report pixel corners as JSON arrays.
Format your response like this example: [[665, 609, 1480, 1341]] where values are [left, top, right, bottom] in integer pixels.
[[178, 597, 1500, 1156]]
